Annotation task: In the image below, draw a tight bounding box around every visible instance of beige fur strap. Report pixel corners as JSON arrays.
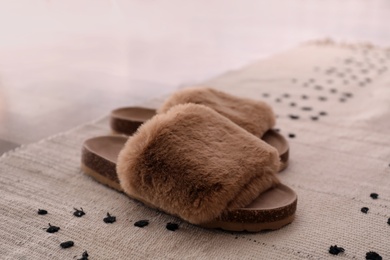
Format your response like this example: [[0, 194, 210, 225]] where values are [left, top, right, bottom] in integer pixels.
[[117, 104, 280, 224], [158, 87, 276, 137]]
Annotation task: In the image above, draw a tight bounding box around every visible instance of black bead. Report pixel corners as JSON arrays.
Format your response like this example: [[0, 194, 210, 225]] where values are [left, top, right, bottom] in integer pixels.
[[329, 245, 345, 255], [288, 133, 296, 138], [103, 212, 116, 224], [370, 193, 378, 199], [289, 115, 300, 120], [78, 251, 89, 260], [73, 208, 85, 217], [166, 222, 179, 231], [361, 207, 369, 214], [134, 220, 149, 228], [319, 111, 327, 116], [60, 241, 74, 249], [366, 251, 382, 260], [38, 209, 48, 215], [343, 92, 353, 98], [45, 223, 60, 233]]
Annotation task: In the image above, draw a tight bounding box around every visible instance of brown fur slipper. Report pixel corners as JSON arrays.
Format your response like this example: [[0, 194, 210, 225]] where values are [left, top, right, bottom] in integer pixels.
[[110, 87, 289, 171], [82, 104, 297, 232]]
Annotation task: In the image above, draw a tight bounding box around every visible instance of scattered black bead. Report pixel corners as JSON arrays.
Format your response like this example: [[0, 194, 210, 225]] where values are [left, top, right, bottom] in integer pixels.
[[366, 251, 382, 260], [60, 241, 74, 249], [370, 193, 378, 199], [344, 58, 353, 64], [330, 88, 337, 93], [275, 98, 281, 103], [77, 251, 89, 260], [343, 92, 353, 98], [45, 223, 60, 233], [73, 208, 85, 217], [329, 245, 345, 255], [103, 212, 116, 224], [289, 115, 300, 120], [301, 106, 312, 111], [38, 209, 48, 215], [315, 85, 323, 90], [288, 133, 296, 138], [339, 98, 346, 103], [365, 78, 372, 83], [318, 96, 327, 101], [301, 95, 308, 100], [319, 111, 327, 116], [290, 102, 296, 107], [262, 93, 269, 98], [283, 93, 290, 98], [361, 207, 369, 214], [387, 218, 390, 225], [166, 222, 179, 231], [311, 116, 319, 121], [134, 220, 149, 228]]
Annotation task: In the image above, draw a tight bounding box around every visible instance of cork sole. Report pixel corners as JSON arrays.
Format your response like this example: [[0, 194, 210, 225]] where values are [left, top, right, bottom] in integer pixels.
[[110, 107, 289, 172], [81, 136, 297, 232]]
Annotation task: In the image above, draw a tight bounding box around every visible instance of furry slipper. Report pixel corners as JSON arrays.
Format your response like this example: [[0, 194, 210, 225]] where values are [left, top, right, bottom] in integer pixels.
[[82, 104, 297, 232], [110, 87, 289, 171]]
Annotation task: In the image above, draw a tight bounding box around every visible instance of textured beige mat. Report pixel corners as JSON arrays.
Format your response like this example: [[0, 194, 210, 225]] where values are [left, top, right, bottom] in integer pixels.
[[1, 41, 390, 259]]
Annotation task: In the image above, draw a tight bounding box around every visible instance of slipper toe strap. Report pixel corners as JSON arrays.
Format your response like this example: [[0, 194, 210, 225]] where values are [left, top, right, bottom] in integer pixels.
[[117, 104, 280, 224], [158, 87, 276, 137]]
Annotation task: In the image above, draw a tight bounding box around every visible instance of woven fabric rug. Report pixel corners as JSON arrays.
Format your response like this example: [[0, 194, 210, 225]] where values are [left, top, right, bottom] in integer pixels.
[[1, 41, 389, 260]]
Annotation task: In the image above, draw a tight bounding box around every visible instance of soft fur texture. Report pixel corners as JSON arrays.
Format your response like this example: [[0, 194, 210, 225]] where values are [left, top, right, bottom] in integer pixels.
[[158, 87, 276, 137], [117, 104, 280, 224]]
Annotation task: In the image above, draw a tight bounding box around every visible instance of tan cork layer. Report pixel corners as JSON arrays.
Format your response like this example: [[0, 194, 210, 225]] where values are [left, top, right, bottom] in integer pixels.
[[81, 136, 297, 232], [110, 107, 289, 172]]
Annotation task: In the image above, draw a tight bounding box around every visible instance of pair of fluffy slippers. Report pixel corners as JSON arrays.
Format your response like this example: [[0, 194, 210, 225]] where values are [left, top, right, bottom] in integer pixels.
[[82, 88, 297, 232]]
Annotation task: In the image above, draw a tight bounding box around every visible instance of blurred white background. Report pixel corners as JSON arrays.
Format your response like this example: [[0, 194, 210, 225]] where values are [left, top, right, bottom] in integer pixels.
[[0, 0, 389, 148]]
